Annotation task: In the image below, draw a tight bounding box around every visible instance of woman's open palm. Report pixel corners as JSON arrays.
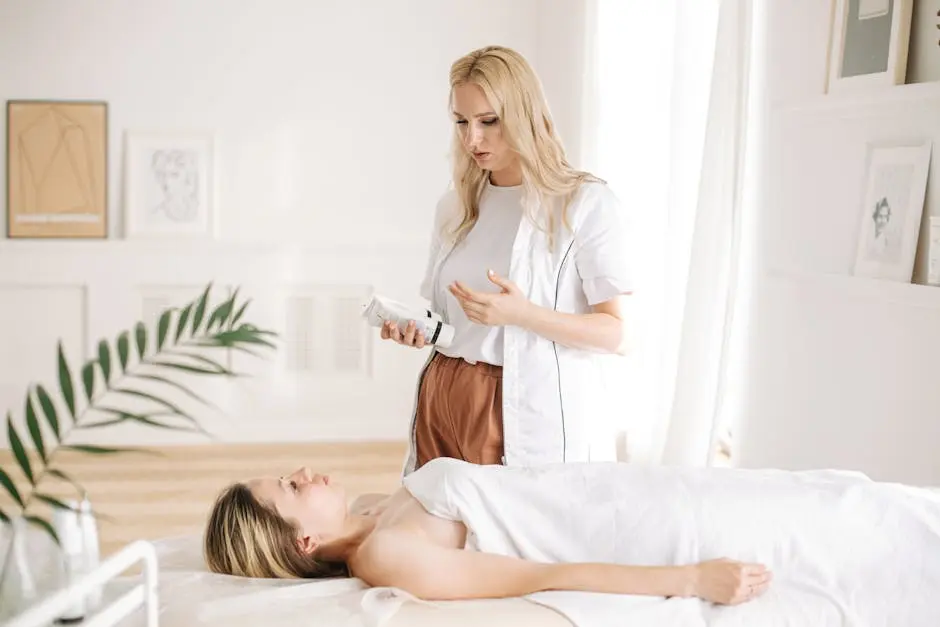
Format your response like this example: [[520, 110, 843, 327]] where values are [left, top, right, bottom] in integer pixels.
[[449, 270, 532, 327]]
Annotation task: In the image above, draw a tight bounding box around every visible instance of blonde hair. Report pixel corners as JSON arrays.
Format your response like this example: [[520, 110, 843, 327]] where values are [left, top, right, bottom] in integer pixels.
[[448, 45, 604, 246], [203, 483, 347, 579]]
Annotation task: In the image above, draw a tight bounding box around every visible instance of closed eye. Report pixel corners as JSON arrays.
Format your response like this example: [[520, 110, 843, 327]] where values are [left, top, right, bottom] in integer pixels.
[[453, 117, 499, 126]]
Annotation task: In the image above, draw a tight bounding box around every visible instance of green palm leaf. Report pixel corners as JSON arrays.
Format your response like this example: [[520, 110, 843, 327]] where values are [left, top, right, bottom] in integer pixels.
[[0, 467, 24, 508], [47, 469, 83, 493], [35, 493, 78, 513], [110, 388, 197, 424], [81, 362, 96, 403], [57, 341, 76, 420], [0, 281, 278, 575], [25, 392, 45, 462], [175, 303, 193, 343], [230, 299, 250, 328], [207, 288, 239, 332], [35, 385, 59, 440], [62, 444, 137, 455], [157, 309, 173, 350], [7, 413, 34, 485], [85, 413, 204, 433], [126, 372, 215, 408], [135, 322, 147, 360], [24, 515, 59, 544], [98, 340, 112, 385], [191, 284, 211, 334], [146, 359, 237, 377], [26, 515, 59, 545], [163, 350, 232, 374], [117, 331, 130, 372]]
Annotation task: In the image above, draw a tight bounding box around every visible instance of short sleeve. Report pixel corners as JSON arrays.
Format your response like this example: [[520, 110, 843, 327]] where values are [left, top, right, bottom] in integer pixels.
[[573, 184, 634, 306], [419, 190, 458, 302]]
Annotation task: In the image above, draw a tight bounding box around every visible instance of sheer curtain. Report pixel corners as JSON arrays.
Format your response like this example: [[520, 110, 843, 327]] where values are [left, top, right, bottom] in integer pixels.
[[582, 0, 757, 466]]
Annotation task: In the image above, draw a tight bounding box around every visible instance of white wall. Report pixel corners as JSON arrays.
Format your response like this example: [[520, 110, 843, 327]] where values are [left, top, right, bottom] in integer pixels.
[[734, 2, 940, 485], [0, 0, 587, 447]]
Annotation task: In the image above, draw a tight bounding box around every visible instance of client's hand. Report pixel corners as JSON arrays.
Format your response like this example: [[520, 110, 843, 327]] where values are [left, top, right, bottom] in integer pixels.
[[381, 319, 426, 348], [692, 558, 772, 605]]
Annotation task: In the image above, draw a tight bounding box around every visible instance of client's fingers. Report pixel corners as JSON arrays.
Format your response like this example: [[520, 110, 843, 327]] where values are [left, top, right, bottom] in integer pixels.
[[749, 570, 773, 585], [749, 581, 771, 599], [414, 330, 426, 349]]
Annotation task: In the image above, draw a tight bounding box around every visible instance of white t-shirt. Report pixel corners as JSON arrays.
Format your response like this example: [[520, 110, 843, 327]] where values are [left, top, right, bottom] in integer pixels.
[[435, 181, 523, 366]]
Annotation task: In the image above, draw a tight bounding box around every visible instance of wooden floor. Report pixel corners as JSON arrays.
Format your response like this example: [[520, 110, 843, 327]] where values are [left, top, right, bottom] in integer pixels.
[[0, 442, 408, 558]]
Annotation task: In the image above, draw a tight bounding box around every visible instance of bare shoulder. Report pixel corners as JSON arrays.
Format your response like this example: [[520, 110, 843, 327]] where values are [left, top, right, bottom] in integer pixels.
[[349, 529, 427, 587]]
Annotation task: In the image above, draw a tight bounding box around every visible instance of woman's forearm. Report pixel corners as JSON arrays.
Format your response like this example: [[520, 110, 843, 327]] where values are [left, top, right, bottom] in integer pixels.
[[519, 305, 628, 355], [538, 563, 696, 598]]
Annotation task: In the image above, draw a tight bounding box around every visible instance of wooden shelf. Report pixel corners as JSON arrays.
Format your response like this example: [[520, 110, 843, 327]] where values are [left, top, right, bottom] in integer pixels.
[[766, 268, 940, 311], [774, 81, 940, 116]]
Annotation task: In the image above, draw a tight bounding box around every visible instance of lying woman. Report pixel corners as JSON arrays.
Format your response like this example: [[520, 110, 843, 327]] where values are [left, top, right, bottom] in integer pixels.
[[204, 456, 940, 623]]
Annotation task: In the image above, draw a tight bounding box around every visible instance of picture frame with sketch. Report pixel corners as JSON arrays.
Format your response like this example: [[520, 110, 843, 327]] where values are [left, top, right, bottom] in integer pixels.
[[123, 131, 215, 238], [852, 139, 932, 282]]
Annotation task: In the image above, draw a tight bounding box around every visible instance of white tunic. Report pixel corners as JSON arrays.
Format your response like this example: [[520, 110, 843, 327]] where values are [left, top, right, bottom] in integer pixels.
[[404, 181, 634, 474]]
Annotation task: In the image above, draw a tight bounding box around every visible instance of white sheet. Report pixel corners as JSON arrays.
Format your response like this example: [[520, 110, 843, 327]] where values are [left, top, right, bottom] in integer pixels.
[[402, 457, 940, 627], [103, 534, 570, 627]]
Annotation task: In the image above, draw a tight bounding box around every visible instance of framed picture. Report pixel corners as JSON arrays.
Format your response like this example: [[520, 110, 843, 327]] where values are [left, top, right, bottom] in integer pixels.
[[826, 0, 914, 93], [123, 131, 214, 238], [6, 100, 108, 238], [852, 139, 932, 282], [904, 2, 940, 84]]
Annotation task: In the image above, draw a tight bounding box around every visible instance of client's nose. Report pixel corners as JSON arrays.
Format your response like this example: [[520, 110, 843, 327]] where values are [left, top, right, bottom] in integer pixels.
[[290, 466, 314, 483]]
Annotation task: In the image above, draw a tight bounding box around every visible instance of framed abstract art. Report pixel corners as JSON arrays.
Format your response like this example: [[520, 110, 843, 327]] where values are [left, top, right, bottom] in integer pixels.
[[6, 100, 109, 238]]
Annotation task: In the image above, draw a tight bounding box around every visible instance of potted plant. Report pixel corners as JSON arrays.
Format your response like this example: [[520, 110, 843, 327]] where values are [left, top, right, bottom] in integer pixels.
[[0, 282, 279, 615]]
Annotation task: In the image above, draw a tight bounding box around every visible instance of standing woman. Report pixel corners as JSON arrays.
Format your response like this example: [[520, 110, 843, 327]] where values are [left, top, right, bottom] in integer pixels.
[[381, 45, 634, 475]]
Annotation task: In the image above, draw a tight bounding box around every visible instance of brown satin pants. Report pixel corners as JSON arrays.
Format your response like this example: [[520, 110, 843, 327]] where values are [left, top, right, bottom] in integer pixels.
[[414, 352, 504, 469]]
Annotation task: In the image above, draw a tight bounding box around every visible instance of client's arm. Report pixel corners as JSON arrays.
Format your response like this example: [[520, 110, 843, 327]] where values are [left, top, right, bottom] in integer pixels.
[[358, 531, 771, 605]]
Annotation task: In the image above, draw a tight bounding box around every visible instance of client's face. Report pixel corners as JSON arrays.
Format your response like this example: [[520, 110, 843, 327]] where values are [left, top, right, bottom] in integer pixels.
[[248, 466, 347, 543]]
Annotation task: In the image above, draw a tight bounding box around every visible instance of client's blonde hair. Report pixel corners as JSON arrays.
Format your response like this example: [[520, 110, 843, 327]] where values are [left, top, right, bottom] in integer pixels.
[[203, 483, 347, 579], [448, 45, 603, 247]]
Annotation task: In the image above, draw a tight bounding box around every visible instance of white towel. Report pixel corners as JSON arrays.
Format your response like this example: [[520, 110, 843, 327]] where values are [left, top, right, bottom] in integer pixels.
[[402, 457, 940, 627]]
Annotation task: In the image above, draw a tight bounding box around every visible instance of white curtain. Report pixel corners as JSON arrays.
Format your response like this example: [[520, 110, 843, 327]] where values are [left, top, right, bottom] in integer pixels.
[[583, 0, 756, 466]]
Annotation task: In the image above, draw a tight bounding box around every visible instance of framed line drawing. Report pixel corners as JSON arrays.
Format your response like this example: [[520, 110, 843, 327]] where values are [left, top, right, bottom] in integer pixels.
[[826, 0, 914, 93], [6, 100, 109, 238], [852, 139, 932, 282], [123, 131, 215, 238]]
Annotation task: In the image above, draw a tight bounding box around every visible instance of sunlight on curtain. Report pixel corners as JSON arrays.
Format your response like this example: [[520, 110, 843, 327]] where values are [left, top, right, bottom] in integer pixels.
[[585, 0, 752, 466]]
